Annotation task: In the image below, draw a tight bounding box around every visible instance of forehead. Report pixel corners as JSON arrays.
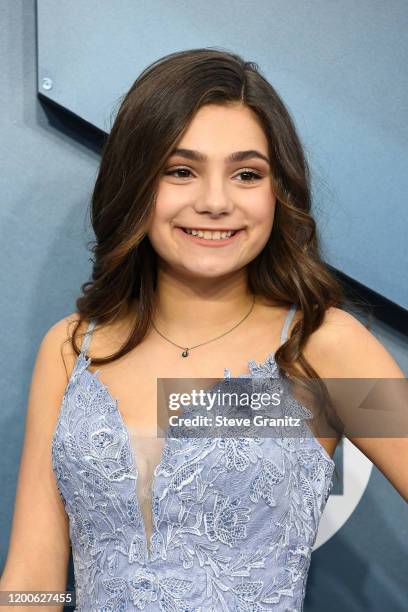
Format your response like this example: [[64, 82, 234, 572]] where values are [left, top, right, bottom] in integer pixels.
[[176, 103, 269, 153]]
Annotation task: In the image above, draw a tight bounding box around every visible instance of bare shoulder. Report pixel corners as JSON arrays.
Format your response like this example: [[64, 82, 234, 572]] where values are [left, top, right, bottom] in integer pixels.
[[301, 306, 405, 378], [45, 309, 135, 378], [42, 311, 89, 383]]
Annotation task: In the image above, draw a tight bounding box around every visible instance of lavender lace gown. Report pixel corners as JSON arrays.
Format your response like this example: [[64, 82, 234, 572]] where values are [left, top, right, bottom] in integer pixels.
[[51, 304, 335, 611]]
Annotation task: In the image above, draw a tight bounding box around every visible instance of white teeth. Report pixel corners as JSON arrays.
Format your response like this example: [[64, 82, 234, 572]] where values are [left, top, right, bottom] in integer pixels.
[[183, 228, 236, 239]]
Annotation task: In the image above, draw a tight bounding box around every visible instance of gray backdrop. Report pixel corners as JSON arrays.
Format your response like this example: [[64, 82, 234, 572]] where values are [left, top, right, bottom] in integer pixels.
[[1, 2, 407, 611]]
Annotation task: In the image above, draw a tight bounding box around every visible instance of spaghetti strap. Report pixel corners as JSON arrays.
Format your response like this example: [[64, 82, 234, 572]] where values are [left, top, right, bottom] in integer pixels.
[[80, 318, 96, 358], [280, 304, 297, 345]]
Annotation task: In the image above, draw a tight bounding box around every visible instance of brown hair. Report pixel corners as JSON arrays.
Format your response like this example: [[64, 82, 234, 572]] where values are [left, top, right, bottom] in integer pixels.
[[70, 47, 365, 411]]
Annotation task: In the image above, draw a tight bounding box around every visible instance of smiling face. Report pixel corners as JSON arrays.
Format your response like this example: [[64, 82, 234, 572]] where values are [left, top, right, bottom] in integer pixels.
[[147, 103, 276, 281]]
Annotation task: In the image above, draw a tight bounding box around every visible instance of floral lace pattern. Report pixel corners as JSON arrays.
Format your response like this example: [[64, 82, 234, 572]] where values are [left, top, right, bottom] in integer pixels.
[[51, 346, 335, 611]]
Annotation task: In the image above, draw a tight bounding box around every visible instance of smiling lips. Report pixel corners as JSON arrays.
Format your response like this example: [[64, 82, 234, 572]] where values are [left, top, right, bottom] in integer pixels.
[[176, 226, 244, 245], [178, 226, 243, 241]]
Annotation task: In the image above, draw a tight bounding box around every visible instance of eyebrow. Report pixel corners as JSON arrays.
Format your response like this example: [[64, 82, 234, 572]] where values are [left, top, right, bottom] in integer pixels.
[[169, 147, 270, 166]]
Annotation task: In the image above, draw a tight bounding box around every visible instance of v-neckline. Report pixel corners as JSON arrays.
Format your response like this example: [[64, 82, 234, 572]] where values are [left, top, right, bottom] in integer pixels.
[[73, 349, 280, 561], [72, 348, 334, 562]]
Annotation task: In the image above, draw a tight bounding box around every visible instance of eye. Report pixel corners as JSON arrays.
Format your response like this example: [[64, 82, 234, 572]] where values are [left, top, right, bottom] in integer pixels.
[[164, 167, 193, 179], [234, 169, 263, 182]]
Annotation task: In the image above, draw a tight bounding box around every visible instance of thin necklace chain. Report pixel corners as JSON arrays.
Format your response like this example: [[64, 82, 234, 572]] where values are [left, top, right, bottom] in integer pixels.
[[151, 293, 256, 357]]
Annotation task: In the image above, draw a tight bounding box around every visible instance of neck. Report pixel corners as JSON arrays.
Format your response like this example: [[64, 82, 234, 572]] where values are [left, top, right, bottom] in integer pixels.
[[151, 267, 255, 345]]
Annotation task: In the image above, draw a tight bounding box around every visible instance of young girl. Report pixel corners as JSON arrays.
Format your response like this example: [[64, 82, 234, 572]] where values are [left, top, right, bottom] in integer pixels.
[[1, 48, 406, 611]]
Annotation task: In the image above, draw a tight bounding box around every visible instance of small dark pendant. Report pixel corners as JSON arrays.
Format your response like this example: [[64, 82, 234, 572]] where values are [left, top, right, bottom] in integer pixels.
[[181, 348, 189, 358]]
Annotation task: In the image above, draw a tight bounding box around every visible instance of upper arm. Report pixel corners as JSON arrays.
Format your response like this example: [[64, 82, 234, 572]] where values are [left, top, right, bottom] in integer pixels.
[[304, 307, 405, 378], [0, 313, 81, 595], [304, 307, 408, 501]]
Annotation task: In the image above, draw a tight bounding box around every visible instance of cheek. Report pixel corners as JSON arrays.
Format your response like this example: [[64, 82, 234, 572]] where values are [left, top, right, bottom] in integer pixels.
[[250, 192, 276, 226], [155, 180, 183, 207], [151, 186, 183, 229]]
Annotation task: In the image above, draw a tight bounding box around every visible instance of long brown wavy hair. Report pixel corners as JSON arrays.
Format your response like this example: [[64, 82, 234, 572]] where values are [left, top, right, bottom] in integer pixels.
[[69, 47, 366, 429]]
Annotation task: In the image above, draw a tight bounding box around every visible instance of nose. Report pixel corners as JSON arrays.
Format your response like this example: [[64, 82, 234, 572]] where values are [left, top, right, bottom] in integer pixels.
[[193, 175, 234, 217]]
